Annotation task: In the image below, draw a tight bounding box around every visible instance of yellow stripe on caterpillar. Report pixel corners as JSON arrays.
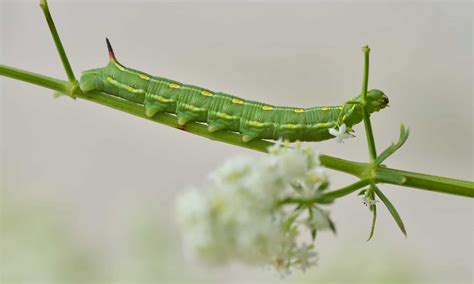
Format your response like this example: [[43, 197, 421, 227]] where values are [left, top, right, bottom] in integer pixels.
[[182, 103, 207, 112], [216, 112, 239, 120], [150, 94, 175, 103], [281, 123, 304, 129]]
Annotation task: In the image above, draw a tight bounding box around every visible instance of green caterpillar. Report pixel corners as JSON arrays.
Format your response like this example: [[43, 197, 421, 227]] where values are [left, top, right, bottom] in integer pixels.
[[79, 39, 389, 142]]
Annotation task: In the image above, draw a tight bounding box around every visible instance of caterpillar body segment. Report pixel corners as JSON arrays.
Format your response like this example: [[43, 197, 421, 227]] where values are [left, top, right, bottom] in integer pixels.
[[79, 41, 389, 142]]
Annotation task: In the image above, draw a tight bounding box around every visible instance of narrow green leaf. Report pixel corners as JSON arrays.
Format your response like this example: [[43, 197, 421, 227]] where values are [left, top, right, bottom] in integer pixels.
[[375, 123, 410, 165], [373, 185, 407, 237], [366, 187, 377, 241], [367, 203, 377, 241], [314, 198, 335, 204], [327, 216, 337, 235]]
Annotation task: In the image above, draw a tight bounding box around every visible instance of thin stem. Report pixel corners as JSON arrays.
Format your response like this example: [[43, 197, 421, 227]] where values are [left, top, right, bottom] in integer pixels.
[[360, 46, 377, 161], [39, 0, 76, 83], [0, 64, 68, 93], [1, 64, 473, 198], [320, 179, 370, 200], [376, 167, 474, 197], [280, 179, 371, 205]]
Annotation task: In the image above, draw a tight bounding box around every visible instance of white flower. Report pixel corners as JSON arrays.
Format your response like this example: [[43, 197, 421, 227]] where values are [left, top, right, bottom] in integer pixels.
[[267, 138, 285, 155], [302, 207, 332, 232], [208, 156, 254, 186], [176, 142, 331, 276], [273, 147, 309, 182], [293, 243, 318, 272], [362, 195, 379, 206], [328, 123, 353, 143]]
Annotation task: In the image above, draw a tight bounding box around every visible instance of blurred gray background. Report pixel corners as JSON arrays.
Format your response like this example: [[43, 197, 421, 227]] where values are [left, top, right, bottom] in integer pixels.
[[1, 1, 472, 283]]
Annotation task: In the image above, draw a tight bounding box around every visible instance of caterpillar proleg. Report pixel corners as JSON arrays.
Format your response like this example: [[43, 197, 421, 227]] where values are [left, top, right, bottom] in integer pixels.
[[79, 39, 389, 142]]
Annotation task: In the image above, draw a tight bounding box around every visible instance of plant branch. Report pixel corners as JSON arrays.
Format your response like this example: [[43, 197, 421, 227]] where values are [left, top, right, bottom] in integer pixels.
[[279, 179, 371, 205], [360, 46, 377, 161], [0, 64, 473, 198], [376, 167, 474, 197], [39, 0, 76, 83]]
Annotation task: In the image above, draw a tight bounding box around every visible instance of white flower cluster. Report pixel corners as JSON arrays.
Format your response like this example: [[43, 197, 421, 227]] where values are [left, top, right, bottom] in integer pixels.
[[176, 142, 334, 277]]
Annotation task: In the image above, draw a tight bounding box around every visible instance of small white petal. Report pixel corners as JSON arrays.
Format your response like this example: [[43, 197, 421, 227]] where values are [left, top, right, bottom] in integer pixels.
[[339, 123, 347, 133], [328, 127, 339, 137], [328, 124, 353, 143], [362, 195, 379, 206]]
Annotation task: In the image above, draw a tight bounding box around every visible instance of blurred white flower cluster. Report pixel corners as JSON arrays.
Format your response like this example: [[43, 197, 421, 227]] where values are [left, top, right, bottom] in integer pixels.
[[176, 142, 334, 277]]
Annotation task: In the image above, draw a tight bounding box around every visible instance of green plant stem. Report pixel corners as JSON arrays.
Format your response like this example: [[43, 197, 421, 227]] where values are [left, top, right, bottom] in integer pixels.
[[321, 179, 370, 200], [39, 0, 76, 83], [360, 46, 377, 161], [376, 167, 473, 197], [0, 64, 473, 198], [280, 179, 371, 205]]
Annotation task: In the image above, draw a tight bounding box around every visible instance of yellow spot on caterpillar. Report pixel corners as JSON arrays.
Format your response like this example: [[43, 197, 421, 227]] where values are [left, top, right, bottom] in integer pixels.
[[309, 122, 329, 129], [169, 83, 181, 89], [201, 91, 213, 97], [216, 112, 237, 120], [150, 94, 175, 103], [183, 103, 206, 112], [262, 105, 273, 111], [232, 98, 244, 104], [281, 124, 303, 129], [248, 120, 265, 127], [338, 106, 344, 110], [294, 108, 304, 113], [126, 86, 145, 94], [321, 107, 329, 111], [140, 74, 150, 80]]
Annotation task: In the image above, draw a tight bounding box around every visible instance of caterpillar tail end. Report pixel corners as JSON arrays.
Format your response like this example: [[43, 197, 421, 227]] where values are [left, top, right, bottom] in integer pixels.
[[106, 37, 116, 61]]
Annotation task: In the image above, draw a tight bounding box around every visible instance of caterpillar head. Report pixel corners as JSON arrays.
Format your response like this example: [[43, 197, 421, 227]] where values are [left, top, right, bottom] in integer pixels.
[[365, 89, 389, 113]]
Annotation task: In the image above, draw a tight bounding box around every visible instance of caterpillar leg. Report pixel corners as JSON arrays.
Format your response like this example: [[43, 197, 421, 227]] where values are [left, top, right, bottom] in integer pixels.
[[144, 92, 170, 117], [177, 116, 191, 126], [175, 89, 210, 126], [242, 132, 260, 143], [145, 103, 164, 117], [207, 123, 226, 133]]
